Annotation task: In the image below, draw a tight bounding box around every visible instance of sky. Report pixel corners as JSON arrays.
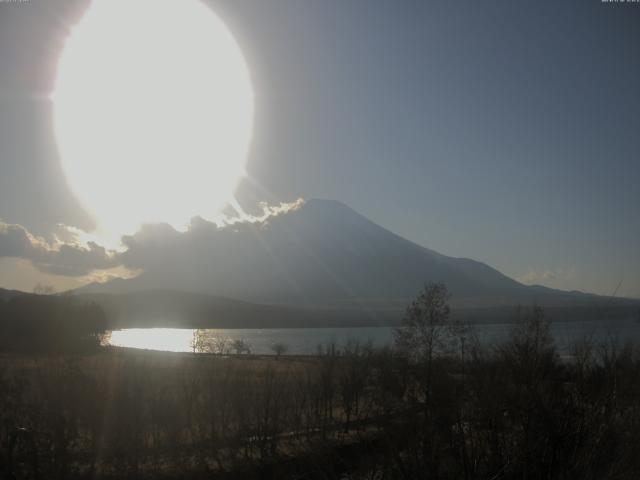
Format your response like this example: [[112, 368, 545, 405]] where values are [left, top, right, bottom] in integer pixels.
[[1, 0, 639, 297]]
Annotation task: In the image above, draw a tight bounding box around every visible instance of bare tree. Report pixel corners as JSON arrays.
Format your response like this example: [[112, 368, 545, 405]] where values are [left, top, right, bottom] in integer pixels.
[[500, 304, 556, 386], [394, 282, 454, 364], [191, 330, 208, 353], [191, 331, 230, 355], [271, 343, 288, 358], [231, 339, 251, 355]]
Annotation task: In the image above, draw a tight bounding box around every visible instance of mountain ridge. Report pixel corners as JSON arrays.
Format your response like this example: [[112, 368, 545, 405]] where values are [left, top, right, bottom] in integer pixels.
[[74, 198, 635, 312]]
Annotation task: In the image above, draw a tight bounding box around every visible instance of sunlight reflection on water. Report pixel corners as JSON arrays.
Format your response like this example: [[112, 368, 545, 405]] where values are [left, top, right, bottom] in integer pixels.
[[105, 318, 640, 355], [106, 327, 394, 354], [108, 328, 197, 353]]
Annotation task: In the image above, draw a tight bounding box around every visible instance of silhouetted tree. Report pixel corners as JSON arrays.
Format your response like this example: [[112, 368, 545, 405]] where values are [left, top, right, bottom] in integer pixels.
[[394, 282, 455, 367], [0, 295, 107, 352], [231, 339, 251, 355], [271, 343, 288, 358]]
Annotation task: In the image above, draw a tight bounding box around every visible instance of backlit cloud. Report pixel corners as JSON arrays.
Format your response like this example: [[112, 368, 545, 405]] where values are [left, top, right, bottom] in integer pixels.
[[0, 220, 120, 277], [0, 199, 306, 280]]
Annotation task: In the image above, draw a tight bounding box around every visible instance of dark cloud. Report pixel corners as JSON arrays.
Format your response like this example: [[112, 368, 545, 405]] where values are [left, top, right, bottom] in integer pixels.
[[0, 221, 35, 258], [0, 220, 119, 276], [112, 200, 317, 303], [0, 200, 303, 280], [119, 200, 304, 272]]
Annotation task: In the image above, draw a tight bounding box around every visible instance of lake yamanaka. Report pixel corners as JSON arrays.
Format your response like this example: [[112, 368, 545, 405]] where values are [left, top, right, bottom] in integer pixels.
[[106, 318, 640, 355]]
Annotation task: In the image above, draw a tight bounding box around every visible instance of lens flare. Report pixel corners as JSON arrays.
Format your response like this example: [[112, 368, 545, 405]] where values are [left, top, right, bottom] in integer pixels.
[[53, 0, 254, 236]]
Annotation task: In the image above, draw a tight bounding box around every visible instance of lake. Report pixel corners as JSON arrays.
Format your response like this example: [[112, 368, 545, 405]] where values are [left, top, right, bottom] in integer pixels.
[[105, 317, 640, 355]]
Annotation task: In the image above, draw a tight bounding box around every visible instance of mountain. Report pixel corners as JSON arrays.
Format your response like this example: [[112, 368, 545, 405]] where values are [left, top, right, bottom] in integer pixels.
[[73, 290, 399, 329], [78, 199, 632, 313], [0, 288, 31, 301], [72, 289, 639, 329]]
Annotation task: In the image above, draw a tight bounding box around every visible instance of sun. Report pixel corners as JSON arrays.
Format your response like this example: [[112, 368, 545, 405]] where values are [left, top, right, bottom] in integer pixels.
[[53, 0, 254, 237]]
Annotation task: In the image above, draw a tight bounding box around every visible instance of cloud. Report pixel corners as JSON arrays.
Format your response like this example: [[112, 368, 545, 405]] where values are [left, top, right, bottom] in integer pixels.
[[0, 220, 120, 276], [0, 221, 38, 258], [243, 198, 306, 222], [517, 267, 576, 285], [119, 198, 307, 268], [0, 199, 306, 280], [113, 198, 322, 302], [216, 198, 306, 225]]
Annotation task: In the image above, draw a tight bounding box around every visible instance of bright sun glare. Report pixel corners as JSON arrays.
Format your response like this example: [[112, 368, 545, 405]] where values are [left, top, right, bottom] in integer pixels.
[[53, 0, 254, 238]]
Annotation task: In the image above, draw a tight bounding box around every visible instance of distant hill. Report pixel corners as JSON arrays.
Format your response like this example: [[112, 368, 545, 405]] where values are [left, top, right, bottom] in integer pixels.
[[78, 199, 635, 313], [0, 288, 31, 301], [73, 289, 395, 329], [73, 289, 639, 329], [2, 287, 637, 330]]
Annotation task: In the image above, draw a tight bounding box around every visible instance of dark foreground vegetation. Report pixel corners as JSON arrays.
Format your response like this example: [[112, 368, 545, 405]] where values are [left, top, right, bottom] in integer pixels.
[[2, 285, 640, 479], [0, 295, 106, 352]]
